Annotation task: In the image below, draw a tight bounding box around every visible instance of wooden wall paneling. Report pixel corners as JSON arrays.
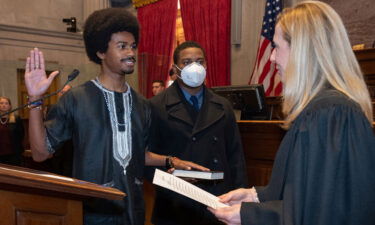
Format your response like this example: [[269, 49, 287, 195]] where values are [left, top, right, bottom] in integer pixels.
[[238, 121, 286, 186], [355, 49, 375, 98]]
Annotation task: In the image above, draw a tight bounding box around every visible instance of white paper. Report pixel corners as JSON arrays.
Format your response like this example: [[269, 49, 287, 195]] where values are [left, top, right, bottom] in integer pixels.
[[153, 169, 227, 209]]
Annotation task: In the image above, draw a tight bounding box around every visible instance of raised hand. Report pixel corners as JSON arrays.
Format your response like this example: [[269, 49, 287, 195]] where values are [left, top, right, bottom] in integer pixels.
[[25, 48, 59, 97]]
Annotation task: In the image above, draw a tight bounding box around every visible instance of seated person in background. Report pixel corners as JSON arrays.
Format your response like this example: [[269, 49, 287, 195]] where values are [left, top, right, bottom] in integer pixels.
[[209, 1, 375, 225], [149, 41, 248, 225], [151, 80, 165, 96], [166, 68, 177, 87], [0, 96, 24, 166]]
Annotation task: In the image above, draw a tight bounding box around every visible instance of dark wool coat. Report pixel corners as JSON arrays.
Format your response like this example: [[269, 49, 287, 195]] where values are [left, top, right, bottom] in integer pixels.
[[149, 81, 248, 225]]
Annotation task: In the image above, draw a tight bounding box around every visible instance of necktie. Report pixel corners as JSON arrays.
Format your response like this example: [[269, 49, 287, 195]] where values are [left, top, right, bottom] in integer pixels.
[[190, 95, 199, 111]]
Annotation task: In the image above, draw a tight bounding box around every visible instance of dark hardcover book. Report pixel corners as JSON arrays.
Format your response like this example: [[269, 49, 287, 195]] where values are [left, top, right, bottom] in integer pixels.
[[172, 170, 224, 180]]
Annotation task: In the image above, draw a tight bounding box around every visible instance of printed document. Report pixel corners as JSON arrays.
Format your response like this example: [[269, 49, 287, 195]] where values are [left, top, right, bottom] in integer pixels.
[[153, 169, 227, 209]]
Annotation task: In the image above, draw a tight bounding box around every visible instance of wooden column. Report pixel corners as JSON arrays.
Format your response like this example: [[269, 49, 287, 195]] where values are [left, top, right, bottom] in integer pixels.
[[83, 0, 110, 21]]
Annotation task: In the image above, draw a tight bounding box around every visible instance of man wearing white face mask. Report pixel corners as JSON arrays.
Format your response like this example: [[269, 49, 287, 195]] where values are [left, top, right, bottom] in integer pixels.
[[149, 41, 248, 225]]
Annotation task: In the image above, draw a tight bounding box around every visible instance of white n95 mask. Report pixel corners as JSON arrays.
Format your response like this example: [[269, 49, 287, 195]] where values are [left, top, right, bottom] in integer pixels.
[[175, 62, 206, 87]]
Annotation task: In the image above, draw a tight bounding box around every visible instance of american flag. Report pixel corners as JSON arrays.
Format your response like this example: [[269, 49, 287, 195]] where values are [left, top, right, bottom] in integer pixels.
[[249, 0, 282, 96]]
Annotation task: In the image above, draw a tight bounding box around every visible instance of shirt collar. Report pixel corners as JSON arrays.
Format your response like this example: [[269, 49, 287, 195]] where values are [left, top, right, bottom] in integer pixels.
[[180, 86, 204, 109]]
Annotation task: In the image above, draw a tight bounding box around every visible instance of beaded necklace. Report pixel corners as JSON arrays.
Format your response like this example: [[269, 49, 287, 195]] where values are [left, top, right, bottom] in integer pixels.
[[0, 117, 8, 125]]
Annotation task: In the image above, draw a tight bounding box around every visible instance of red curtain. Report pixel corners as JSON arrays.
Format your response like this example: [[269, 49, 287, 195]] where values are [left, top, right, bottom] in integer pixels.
[[179, 0, 231, 87], [137, 0, 178, 98]]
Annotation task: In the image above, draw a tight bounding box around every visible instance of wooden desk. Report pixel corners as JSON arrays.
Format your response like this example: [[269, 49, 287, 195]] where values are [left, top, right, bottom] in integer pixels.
[[0, 164, 125, 225], [355, 48, 375, 99], [238, 121, 284, 186]]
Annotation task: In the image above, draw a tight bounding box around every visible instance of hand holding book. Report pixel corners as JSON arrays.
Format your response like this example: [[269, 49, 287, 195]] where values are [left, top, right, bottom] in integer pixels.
[[171, 157, 210, 172]]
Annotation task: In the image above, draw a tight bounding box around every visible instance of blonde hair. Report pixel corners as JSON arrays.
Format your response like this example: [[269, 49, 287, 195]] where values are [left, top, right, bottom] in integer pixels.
[[278, 1, 373, 128], [0, 96, 16, 123]]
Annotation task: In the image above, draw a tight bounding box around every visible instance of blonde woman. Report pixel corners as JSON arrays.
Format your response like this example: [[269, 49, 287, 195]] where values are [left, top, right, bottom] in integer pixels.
[[209, 1, 375, 225], [0, 97, 24, 166]]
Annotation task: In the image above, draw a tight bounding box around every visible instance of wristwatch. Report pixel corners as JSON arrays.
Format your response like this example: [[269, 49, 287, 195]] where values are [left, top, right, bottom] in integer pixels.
[[165, 156, 175, 170]]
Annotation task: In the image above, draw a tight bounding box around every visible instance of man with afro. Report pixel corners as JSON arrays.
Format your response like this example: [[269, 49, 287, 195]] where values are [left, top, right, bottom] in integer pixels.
[[24, 7, 205, 225]]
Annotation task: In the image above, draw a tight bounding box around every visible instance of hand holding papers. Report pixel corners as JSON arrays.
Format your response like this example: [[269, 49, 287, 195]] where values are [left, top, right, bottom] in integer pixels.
[[153, 169, 227, 209]]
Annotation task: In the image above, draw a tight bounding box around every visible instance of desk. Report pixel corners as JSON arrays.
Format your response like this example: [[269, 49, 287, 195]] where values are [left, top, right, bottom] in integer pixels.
[[0, 164, 124, 225], [238, 121, 284, 186]]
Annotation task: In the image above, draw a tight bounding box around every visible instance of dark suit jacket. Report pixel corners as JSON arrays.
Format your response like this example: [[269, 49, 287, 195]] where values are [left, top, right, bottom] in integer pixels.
[[149, 82, 248, 225]]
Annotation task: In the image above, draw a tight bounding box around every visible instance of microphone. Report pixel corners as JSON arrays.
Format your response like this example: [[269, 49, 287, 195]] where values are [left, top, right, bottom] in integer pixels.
[[67, 69, 79, 82], [0, 69, 80, 118]]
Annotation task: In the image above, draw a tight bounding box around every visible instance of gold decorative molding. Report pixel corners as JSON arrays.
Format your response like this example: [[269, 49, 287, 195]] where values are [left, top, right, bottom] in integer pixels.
[[132, 0, 161, 8]]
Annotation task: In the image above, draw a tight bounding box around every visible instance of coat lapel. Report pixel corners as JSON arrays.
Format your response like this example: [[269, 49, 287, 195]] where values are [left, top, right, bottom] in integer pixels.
[[165, 82, 195, 127], [193, 89, 225, 134], [164, 83, 226, 132]]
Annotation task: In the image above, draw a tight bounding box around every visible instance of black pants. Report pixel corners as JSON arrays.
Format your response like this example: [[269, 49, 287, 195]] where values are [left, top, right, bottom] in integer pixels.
[[84, 213, 130, 225]]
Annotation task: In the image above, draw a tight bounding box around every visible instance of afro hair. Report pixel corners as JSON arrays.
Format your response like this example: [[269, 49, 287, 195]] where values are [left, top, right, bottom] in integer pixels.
[[83, 8, 139, 65]]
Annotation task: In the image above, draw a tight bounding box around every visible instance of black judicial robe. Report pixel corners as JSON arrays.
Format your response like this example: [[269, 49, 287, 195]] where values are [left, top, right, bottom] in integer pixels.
[[45, 81, 151, 225], [241, 89, 375, 225]]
